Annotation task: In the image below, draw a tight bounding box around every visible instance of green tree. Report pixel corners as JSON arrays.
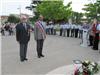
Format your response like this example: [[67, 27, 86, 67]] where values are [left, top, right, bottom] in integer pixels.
[[8, 14, 20, 23], [82, 0, 100, 22], [71, 11, 83, 24], [36, 0, 72, 22]]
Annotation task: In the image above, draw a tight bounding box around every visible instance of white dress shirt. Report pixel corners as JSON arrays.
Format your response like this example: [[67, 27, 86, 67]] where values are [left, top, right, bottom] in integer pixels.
[[97, 24, 100, 31]]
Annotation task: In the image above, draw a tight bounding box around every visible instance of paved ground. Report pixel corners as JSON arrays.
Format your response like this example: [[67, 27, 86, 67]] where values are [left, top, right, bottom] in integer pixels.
[[2, 33, 100, 75]]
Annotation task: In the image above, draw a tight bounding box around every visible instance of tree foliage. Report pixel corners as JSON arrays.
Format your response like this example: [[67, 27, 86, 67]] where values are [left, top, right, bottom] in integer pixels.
[[36, 0, 72, 22], [82, 0, 100, 22], [71, 11, 83, 24], [8, 14, 20, 23]]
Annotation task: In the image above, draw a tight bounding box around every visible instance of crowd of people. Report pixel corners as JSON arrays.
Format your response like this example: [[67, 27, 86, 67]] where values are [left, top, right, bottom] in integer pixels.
[[0, 23, 16, 36], [45, 22, 83, 39], [45, 19, 100, 52]]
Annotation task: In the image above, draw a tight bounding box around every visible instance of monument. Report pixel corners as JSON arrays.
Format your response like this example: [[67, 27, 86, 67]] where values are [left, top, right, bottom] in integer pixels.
[[80, 24, 89, 47]]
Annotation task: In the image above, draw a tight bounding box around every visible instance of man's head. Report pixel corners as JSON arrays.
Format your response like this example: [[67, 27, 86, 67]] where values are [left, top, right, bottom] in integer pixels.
[[39, 15, 44, 21], [20, 15, 28, 23], [93, 18, 97, 24], [83, 22, 87, 25]]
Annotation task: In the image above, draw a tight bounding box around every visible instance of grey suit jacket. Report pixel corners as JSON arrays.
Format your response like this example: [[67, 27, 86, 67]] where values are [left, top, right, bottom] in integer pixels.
[[34, 21, 46, 40]]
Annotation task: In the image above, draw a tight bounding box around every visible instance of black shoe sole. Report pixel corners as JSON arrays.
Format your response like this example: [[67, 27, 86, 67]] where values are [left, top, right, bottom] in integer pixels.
[[41, 55, 44, 57], [24, 58, 28, 61]]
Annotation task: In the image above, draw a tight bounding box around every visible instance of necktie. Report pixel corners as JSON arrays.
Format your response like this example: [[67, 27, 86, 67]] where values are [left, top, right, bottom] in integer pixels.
[[23, 23, 27, 30]]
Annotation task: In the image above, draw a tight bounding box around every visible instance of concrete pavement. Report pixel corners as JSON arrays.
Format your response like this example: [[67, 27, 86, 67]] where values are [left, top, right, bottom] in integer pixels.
[[2, 34, 100, 75]]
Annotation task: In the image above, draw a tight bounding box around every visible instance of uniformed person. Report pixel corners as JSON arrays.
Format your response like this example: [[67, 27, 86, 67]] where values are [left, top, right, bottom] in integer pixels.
[[53, 23, 57, 35], [50, 22, 54, 35], [74, 25, 79, 38], [59, 23, 63, 36], [70, 24, 75, 37], [66, 23, 71, 37], [46, 24, 49, 34], [63, 23, 66, 37], [78, 25, 83, 38]]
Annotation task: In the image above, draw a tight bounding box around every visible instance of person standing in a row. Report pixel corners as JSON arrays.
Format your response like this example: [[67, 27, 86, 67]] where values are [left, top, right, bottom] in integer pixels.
[[50, 22, 54, 35], [60, 23, 63, 36], [74, 25, 79, 38], [46, 24, 50, 34], [53, 24, 57, 35], [70, 24, 75, 37], [16, 15, 32, 62], [63, 23, 66, 37], [92, 19, 100, 50], [34, 15, 46, 58], [78, 25, 83, 38], [66, 24, 71, 37]]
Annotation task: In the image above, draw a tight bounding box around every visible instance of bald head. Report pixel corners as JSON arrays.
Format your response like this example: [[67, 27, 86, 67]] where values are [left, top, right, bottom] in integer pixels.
[[39, 15, 44, 21], [20, 15, 28, 23]]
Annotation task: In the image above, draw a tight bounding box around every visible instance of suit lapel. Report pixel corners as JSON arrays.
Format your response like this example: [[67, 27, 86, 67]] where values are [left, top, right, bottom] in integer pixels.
[[22, 23, 28, 31]]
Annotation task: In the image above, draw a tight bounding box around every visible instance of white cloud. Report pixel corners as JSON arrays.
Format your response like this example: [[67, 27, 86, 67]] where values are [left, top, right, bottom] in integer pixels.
[[64, 0, 90, 12], [0, 0, 32, 16], [2, 0, 31, 2]]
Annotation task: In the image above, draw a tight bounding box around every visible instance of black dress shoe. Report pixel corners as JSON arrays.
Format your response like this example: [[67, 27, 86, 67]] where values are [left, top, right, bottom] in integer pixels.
[[41, 54, 44, 57], [24, 58, 28, 61], [92, 47, 98, 50]]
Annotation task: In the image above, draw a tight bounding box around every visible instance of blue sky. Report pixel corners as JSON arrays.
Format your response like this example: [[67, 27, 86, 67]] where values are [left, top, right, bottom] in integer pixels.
[[0, 0, 94, 16]]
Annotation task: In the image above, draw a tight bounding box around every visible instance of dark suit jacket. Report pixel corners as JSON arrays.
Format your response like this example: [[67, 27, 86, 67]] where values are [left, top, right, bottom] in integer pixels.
[[16, 23, 31, 44]]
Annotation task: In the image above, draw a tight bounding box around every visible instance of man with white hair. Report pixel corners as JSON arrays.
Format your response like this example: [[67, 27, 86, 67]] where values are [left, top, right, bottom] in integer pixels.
[[16, 15, 32, 62]]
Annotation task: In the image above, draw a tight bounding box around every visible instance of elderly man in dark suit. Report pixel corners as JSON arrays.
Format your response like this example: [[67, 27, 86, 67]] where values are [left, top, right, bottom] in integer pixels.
[[16, 15, 32, 62]]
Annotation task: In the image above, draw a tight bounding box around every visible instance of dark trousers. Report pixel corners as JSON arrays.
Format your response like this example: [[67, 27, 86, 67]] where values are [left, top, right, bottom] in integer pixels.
[[67, 29, 70, 37], [20, 43, 28, 60], [60, 29, 63, 36], [75, 29, 79, 38], [9, 30, 12, 35], [71, 29, 74, 37], [48, 28, 51, 35], [93, 33, 99, 50], [54, 29, 56, 35], [51, 28, 53, 35], [89, 35, 94, 46], [37, 39, 44, 56], [79, 30, 83, 38], [63, 29, 66, 37]]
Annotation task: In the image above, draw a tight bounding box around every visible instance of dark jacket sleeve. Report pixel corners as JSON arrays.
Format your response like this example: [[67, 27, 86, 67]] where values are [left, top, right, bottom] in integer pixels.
[[16, 25, 20, 42]]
